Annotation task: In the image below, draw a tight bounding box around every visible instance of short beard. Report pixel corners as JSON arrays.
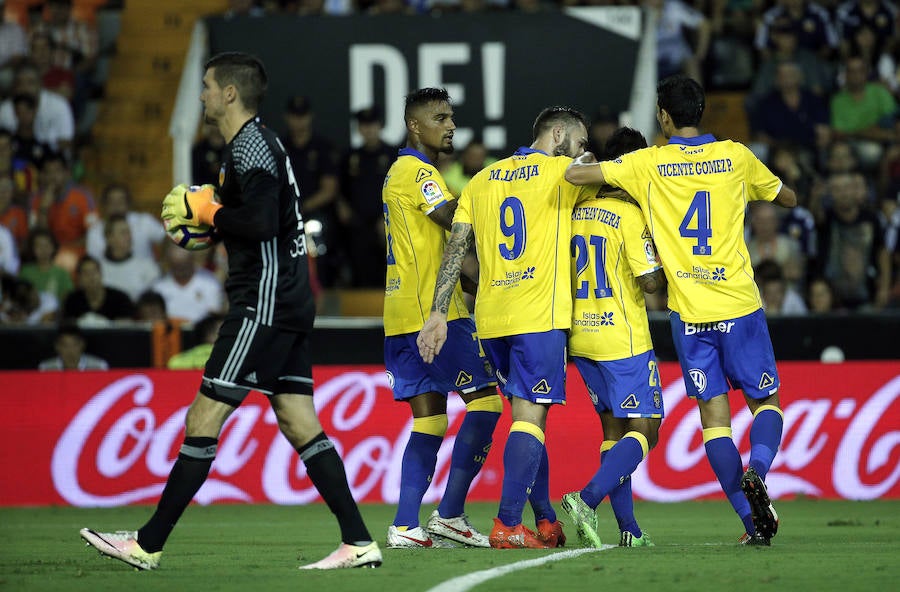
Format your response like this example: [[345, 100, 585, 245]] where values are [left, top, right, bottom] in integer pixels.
[[553, 132, 572, 157], [439, 143, 455, 155]]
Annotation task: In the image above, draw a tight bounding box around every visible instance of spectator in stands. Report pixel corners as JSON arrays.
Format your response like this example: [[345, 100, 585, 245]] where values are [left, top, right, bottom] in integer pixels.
[[1, 276, 58, 325], [835, 0, 897, 62], [191, 124, 225, 187], [18, 227, 73, 303], [31, 0, 99, 119], [166, 313, 225, 369], [97, 214, 161, 301], [748, 61, 829, 164], [818, 172, 892, 308], [0, 21, 27, 92], [282, 95, 342, 286], [756, 0, 838, 61], [0, 60, 75, 153], [747, 200, 804, 272], [825, 139, 861, 175], [755, 259, 808, 315], [28, 32, 76, 102], [134, 289, 168, 323], [750, 16, 834, 99], [10, 93, 53, 170], [0, 223, 19, 276], [830, 54, 898, 170], [646, 0, 711, 84], [0, 20, 27, 65], [807, 276, 839, 312], [0, 174, 27, 248], [443, 137, 496, 198], [29, 150, 97, 262], [86, 183, 166, 261], [38, 322, 108, 370], [769, 146, 819, 264], [0, 129, 36, 196], [62, 255, 134, 323], [338, 107, 394, 288], [152, 242, 224, 324]]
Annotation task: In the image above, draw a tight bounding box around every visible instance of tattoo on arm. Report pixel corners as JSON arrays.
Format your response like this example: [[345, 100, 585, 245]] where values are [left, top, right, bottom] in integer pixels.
[[637, 269, 666, 294], [432, 222, 474, 313]]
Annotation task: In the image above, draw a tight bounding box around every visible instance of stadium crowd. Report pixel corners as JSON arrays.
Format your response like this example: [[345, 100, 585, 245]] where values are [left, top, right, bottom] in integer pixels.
[[1, 0, 900, 367]]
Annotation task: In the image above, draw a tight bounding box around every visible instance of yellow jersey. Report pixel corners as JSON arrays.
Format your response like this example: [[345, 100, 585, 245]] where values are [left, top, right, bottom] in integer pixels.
[[455, 147, 594, 339], [599, 134, 782, 323], [382, 148, 468, 336], [569, 191, 661, 361]]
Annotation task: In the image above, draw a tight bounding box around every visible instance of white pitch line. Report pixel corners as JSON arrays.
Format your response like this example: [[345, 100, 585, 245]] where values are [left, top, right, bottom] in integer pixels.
[[424, 546, 614, 592]]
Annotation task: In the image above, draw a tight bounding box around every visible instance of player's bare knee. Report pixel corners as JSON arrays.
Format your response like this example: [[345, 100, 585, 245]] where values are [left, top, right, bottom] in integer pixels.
[[276, 413, 322, 448]]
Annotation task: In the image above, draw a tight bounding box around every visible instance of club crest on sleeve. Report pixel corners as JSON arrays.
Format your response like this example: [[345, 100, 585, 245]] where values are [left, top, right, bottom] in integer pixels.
[[421, 180, 443, 204]]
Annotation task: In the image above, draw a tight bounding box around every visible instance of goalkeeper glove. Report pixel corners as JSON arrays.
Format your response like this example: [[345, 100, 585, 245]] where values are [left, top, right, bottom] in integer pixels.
[[161, 183, 222, 227]]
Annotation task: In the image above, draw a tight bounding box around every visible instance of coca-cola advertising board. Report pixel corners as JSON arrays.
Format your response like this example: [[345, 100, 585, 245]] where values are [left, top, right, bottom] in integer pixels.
[[1, 362, 898, 507]]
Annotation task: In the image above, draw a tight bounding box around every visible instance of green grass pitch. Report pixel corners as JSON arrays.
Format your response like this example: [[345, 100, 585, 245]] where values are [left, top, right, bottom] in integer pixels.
[[1, 500, 897, 592]]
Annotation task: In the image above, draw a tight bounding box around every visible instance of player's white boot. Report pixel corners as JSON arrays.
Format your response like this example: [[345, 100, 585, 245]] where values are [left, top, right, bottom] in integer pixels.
[[425, 510, 490, 547], [298, 541, 382, 569], [80, 528, 161, 570]]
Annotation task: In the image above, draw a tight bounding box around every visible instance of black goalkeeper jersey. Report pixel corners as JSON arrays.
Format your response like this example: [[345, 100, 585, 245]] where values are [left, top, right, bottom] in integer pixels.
[[215, 117, 315, 331]]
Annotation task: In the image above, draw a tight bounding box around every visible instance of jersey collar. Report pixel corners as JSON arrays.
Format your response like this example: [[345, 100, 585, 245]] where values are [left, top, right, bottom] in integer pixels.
[[514, 146, 547, 156], [668, 133, 716, 146], [398, 147, 433, 165]]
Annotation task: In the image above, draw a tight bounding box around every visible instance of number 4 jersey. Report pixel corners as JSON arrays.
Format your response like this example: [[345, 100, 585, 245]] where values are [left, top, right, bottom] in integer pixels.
[[456, 147, 595, 339], [599, 134, 783, 324]]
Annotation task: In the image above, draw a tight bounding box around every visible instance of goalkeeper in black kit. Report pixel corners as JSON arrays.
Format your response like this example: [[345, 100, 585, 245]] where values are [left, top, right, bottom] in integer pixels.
[[79, 52, 381, 570]]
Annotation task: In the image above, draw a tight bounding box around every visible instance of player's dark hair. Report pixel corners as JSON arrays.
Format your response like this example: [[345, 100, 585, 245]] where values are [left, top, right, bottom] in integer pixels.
[[205, 52, 268, 111], [532, 106, 588, 142], [404, 87, 451, 121], [657, 75, 705, 128], [603, 127, 648, 160]]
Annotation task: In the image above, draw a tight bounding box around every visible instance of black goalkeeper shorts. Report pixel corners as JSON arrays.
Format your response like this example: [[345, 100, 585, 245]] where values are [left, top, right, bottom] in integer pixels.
[[199, 311, 313, 405]]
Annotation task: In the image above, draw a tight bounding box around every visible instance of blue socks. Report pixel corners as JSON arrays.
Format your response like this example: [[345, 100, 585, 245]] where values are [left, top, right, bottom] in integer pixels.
[[704, 428, 755, 534], [497, 423, 545, 527], [393, 431, 443, 528], [528, 446, 557, 523], [602, 444, 641, 538], [438, 409, 500, 518], [580, 433, 647, 509], [749, 405, 784, 480]]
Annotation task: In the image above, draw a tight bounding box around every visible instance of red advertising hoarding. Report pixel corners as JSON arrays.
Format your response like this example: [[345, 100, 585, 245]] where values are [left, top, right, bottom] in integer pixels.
[[1, 362, 897, 507]]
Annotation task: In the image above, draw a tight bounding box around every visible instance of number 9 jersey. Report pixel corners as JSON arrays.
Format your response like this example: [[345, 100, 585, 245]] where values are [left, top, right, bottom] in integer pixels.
[[456, 147, 595, 339], [599, 134, 783, 324]]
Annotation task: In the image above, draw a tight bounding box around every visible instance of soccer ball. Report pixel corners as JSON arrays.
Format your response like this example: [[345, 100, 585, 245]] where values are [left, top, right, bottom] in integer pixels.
[[165, 220, 217, 251]]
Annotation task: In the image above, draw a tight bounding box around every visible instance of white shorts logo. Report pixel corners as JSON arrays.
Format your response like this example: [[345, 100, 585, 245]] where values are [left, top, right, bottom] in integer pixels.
[[385, 371, 395, 389], [689, 368, 707, 394]]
